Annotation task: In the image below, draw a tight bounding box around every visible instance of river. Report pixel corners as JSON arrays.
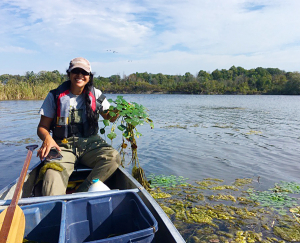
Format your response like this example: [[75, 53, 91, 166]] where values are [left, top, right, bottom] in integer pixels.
[[0, 94, 300, 191]]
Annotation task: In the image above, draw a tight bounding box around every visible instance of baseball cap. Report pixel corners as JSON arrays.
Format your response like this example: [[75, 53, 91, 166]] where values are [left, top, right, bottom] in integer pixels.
[[68, 57, 91, 73]]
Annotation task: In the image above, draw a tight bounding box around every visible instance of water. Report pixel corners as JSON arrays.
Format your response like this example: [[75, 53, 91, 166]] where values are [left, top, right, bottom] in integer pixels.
[[0, 95, 300, 191]]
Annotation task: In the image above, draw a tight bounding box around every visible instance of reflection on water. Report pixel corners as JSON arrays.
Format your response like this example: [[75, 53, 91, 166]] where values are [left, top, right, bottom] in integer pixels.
[[0, 95, 300, 191]]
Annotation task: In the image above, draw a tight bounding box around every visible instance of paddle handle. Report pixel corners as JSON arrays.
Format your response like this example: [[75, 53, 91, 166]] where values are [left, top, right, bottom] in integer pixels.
[[0, 145, 38, 243], [10, 145, 38, 206]]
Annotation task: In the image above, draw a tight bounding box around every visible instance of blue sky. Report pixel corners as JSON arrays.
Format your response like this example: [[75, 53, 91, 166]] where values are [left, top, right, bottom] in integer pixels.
[[1, 0, 300, 77]]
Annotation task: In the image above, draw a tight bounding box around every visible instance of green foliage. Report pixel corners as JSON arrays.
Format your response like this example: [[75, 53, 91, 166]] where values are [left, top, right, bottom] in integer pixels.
[[102, 95, 154, 141], [101, 95, 154, 189], [0, 71, 65, 100], [274, 181, 300, 193], [2, 67, 300, 100], [247, 181, 300, 215], [147, 174, 189, 188]]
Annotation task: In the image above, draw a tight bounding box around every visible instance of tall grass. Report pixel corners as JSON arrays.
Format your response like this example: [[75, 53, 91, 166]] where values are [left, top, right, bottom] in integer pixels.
[[0, 82, 58, 100]]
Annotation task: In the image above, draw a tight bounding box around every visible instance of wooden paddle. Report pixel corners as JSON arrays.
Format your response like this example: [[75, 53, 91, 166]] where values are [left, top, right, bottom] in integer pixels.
[[0, 145, 38, 243]]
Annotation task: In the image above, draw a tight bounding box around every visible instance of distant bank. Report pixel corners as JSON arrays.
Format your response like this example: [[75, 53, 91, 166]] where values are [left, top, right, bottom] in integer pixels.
[[1, 66, 300, 100]]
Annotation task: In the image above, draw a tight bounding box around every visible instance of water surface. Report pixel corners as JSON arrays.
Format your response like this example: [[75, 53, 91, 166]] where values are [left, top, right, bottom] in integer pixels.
[[0, 95, 299, 191]]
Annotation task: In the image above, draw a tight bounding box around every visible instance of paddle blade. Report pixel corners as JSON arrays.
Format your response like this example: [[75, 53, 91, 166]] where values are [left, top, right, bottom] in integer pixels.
[[0, 206, 25, 243]]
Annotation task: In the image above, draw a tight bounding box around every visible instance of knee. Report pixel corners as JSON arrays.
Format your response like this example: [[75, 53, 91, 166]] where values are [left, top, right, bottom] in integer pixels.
[[42, 169, 66, 196], [43, 169, 59, 182], [112, 150, 121, 166], [103, 148, 121, 165]]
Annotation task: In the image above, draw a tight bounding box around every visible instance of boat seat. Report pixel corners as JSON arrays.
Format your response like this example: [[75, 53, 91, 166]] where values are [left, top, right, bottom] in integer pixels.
[[74, 164, 92, 172], [68, 164, 92, 183]]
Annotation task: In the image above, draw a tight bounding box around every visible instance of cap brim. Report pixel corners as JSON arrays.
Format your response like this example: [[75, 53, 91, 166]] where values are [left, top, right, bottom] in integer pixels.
[[68, 65, 90, 73]]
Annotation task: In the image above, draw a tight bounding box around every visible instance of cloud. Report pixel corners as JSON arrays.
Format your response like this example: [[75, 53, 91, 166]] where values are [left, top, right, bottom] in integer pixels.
[[0, 45, 36, 54], [1, 0, 300, 76]]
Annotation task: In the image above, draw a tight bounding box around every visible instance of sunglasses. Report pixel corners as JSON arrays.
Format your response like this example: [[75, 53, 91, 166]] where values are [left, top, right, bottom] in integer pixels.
[[71, 69, 90, 76]]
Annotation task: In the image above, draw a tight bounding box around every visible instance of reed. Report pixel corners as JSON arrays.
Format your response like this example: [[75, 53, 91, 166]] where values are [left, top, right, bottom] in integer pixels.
[[0, 82, 58, 100], [32, 82, 58, 99]]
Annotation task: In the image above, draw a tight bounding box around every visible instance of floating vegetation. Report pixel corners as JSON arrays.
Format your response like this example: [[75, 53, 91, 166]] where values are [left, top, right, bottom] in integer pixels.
[[148, 174, 189, 188], [0, 138, 39, 146], [148, 175, 300, 243], [150, 188, 172, 199], [208, 194, 237, 202], [274, 223, 300, 241], [210, 185, 238, 191], [212, 123, 233, 129], [273, 181, 300, 194], [247, 181, 300, 215], [245, 130, 262, 135], [234, 178, 253, 187], [290, 207, 300, 224], [161, 124, 187, 129], [211, 107, 245, 110]]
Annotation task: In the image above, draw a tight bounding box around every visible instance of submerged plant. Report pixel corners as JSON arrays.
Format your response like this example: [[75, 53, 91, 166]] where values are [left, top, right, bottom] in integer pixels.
[[101, 95, 154, 189]]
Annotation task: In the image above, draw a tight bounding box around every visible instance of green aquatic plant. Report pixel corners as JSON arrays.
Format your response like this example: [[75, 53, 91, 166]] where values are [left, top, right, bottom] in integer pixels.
[[237, 196, 260, 206], [274, 225, 300, 242], [150, 177, 300, 243], [195, 178, 222, 189], [247, 188, 298, 215], [162, 124, 187, 129], [212, 123, 233, 128], [148, 174, 189, 188], [273, 181, 300, 193], [102, 95, 154, 141], [160, 205, 175, 216], [185, 194, 205, 202], [149, 188, 172, 199], [245, 130, 262, 135], [101, 95, 154, 189], [290, 207, 300, 224], [210, 185, 238, 191], [233, 178, 253, 187], [208, 194, 237, 202]]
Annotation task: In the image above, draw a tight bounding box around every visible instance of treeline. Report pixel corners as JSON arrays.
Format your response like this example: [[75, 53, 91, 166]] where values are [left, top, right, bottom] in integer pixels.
[[1, 66, 300, 100]]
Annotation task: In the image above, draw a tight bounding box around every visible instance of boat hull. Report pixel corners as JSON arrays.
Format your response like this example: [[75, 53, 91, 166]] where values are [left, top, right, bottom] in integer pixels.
[[0, 161, 185, 243]]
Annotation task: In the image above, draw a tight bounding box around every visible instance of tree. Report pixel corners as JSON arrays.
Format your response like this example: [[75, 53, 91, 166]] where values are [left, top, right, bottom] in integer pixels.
[[284, 72, 300, 94], [197, 70, 211, 82], [211, 69, 223, 80], [184, 72, 194, 82]]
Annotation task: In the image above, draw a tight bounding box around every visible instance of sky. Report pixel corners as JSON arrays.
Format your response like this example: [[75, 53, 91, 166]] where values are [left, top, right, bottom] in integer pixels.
[[1, 0, 300, 77]]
